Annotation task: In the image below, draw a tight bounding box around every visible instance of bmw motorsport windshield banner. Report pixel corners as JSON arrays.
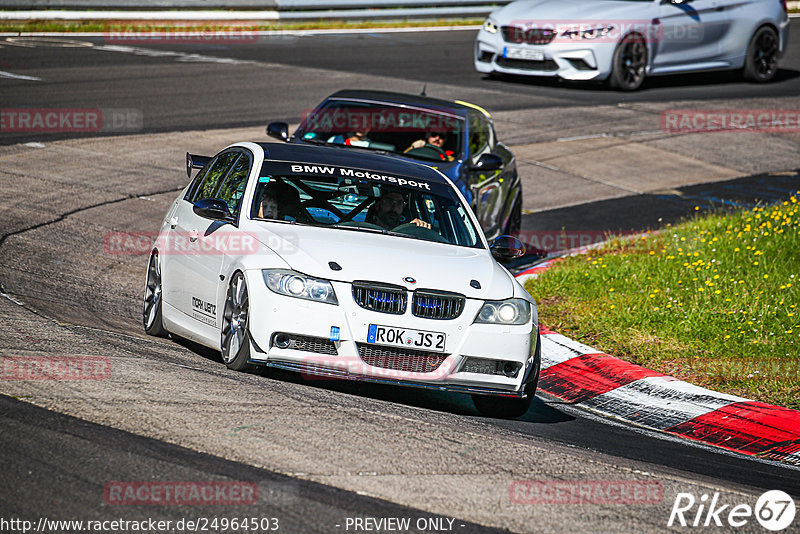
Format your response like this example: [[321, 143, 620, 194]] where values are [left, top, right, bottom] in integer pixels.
[[259, 161, 446, 194]]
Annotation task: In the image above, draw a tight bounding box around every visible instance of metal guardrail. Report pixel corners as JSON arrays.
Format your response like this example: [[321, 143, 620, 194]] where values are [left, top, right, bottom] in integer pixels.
[[0, 1, 510, 21], [0, 1, 281, 6], [0, 1, 511, 21], [0, 0, 503, 9]]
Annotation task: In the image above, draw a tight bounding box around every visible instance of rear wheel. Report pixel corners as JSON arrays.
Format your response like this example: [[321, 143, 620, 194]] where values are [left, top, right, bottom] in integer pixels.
[[221, 272, 255, 372], [743, 25, 779, 82], [608, 34, 647, 91], [472, 331, 541, 418], [142, 251, 167, 337]]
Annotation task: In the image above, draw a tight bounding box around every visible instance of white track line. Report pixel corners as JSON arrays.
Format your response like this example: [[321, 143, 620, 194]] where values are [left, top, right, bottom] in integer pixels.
[[0, 70, 42, 81]]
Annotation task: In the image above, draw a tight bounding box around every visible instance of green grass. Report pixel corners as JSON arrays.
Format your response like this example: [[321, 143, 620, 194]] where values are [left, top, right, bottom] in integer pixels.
[[0, 19, 483, 34], [525, 194, 800, 409]]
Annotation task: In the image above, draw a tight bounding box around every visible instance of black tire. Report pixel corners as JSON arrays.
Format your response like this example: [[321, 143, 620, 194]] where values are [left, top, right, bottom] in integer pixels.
[[504, 193, 522, 237], [608, 33, 647, 91], [142, 251, 168, 337], [220, 272, 254, 372], [743, 25, 779, 82], [472, 331, 541, 418]]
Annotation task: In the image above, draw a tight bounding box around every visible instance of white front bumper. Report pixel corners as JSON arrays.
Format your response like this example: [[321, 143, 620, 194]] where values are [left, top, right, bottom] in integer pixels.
[[244, 271, 536, 395], [475, 30, 616, 81]]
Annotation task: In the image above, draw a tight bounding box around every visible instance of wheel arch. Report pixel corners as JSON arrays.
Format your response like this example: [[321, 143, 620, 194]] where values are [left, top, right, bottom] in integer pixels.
[[621, 31, 652, 74], [609, 31, 650, 90], [743, 23, 782, 81]]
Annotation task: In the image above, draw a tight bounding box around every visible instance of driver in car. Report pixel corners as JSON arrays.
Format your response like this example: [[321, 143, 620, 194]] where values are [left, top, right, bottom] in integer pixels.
[[404, 131, 455, 161], [368, 190, 431, 230]]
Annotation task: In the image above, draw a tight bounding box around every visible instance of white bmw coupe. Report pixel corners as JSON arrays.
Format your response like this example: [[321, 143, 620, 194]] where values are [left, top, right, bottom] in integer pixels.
[[476, 0, 790, 90], [143, 142, 540, 417]]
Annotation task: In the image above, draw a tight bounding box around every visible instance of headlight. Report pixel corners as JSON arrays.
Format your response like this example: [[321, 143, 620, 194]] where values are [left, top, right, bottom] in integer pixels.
[[483, 19, 499, 34], [262, 269, 338, 305], [561, 25, 615, 40], [474, 299, 531, 325]]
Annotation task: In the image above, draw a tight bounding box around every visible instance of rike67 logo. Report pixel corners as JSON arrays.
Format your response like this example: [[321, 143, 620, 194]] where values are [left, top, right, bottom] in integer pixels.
[[668, 490, 796, 531]]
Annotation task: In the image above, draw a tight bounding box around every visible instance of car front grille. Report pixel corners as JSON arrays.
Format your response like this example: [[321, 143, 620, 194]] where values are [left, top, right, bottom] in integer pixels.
[[352, 281, 407, 315], [412, 290, 465, 320], [358, 344, 448, 373], [495, 57, 559, 71], [501, 26, 557, 45]]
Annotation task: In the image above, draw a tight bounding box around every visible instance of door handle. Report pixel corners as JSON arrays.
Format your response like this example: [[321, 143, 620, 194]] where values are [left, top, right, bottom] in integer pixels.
[[189, 229, 199, 242], [169, 216, 178, 229]]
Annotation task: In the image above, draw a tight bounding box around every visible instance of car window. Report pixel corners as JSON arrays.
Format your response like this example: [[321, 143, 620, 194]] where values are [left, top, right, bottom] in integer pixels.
[[215, 153, 251, 215], [469, 112, 493, 163], [185, 162, 210, 202], [189, 150, 239, 204], [297, 99, 465, 163], [252, 164, 483, 249]]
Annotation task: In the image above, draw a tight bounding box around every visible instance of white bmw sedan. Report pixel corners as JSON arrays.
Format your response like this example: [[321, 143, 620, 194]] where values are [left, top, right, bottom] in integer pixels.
[[143, 142, 540, 417], [475, 0, 790, 90]]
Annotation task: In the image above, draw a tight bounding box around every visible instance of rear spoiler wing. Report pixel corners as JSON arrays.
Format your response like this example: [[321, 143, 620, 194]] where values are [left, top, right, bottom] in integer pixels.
[[185, 152, 211, 178]]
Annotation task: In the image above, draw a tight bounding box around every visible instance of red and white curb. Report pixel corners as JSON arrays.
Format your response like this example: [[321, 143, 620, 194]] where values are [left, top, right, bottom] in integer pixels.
[[516, 266, 800, 466]]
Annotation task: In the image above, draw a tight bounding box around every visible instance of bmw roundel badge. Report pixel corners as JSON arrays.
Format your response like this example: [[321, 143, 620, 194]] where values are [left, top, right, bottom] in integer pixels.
[[403, 276, 416, 284]]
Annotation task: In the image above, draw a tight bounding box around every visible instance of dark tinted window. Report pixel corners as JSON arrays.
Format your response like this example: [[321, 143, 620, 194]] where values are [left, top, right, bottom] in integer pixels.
[[216, 153, 252, 215], [468, 111, 495, 163], [298, 100, 465, 162], [189, 150, 239, 204]]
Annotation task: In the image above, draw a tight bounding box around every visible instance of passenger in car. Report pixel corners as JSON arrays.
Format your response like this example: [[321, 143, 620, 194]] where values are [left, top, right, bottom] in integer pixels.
[[255, 180, 304, 222], [328, 129, 371, 147], [257, 187, 280, 219]]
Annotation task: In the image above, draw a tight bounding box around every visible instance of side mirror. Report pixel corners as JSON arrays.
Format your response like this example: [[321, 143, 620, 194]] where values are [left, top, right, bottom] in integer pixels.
[[266, 122, 289, 142], [491, 235, 526, 263], [193, 198, 231, 221], [471, 153, 503, 172]]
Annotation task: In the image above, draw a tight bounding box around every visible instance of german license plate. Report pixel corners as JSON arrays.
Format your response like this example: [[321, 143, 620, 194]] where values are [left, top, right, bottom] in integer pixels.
[[367, 324, 446, 352], [504, 47, 545, 61]]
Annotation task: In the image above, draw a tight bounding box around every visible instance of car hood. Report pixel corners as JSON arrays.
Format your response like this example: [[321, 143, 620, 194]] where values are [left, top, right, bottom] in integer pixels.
[[250, 223, 516, 300], [492, 0, 651, 22]]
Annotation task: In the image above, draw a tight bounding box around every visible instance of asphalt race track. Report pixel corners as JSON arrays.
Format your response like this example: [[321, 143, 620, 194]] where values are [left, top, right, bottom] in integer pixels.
[[1, 25, 799, 533], [0, 24, 798, 145]]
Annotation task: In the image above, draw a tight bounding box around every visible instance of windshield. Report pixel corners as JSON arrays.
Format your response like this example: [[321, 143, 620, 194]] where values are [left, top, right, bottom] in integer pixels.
[[251, 162, 481, 248], [296, 99, 465, 163]]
